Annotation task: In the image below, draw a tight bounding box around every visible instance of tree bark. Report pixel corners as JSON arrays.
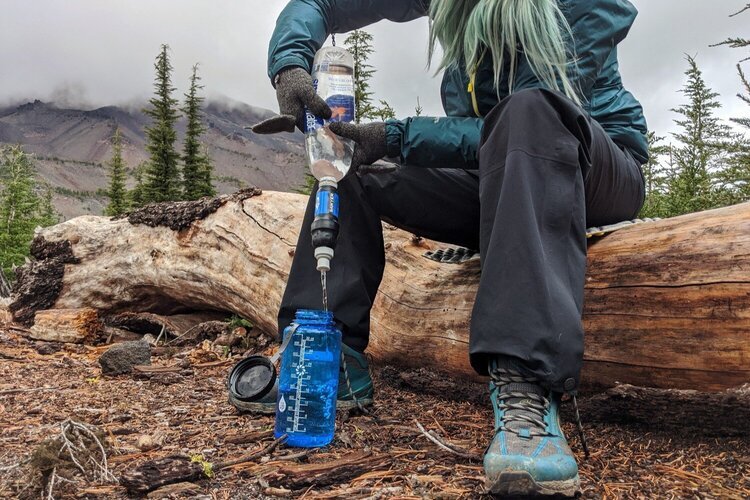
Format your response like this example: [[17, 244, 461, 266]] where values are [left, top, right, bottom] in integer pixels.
[[9, 189, 750, 392], [25, 308, 104, 343]]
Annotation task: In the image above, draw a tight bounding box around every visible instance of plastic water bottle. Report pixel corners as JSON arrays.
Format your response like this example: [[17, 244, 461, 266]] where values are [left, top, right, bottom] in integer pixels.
[[274, 309, 342, 447], [305, 45, 356, 183], [305, 45, 356, 275]]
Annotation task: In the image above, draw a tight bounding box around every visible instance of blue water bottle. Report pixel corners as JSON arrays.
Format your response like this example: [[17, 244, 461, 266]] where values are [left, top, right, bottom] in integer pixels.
[[274, 310, 341, 447]]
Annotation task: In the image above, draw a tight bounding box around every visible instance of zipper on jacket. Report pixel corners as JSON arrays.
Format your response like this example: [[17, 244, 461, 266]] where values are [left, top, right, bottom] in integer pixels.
[[467, 49, 487, 118]]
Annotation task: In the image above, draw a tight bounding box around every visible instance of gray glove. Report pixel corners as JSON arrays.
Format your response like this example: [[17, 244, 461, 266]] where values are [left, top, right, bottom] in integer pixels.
[[328, 121, 388, 171], [252, 67, 332, 134]]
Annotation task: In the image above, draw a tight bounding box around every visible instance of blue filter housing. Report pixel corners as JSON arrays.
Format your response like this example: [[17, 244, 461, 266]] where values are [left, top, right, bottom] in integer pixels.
[[274, 310, 342, 447]]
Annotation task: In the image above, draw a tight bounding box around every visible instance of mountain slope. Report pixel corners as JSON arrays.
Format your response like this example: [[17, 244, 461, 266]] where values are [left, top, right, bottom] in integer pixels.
[[0, 98, 306, 219]]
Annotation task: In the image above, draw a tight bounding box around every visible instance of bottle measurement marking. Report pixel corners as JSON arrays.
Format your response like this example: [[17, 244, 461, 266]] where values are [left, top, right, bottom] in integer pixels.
[[286, 335, 316, 434]]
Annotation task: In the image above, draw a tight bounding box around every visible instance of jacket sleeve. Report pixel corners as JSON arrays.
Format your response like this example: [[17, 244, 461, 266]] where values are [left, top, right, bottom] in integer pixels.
[[565, 0, 638, 107], [268, 0, 429, 81], [386, 117, 483, 170]]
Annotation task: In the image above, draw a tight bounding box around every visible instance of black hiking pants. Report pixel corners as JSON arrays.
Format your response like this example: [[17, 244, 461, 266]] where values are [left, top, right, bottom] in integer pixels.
[[278, 89, 645, 393]]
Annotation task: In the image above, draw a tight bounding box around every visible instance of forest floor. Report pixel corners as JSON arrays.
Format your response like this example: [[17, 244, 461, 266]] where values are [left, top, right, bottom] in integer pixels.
[[1, 327, 748, 500]]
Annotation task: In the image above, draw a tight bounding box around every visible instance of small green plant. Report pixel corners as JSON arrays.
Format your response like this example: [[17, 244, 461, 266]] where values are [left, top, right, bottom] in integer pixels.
[[227, 314, 253, 330], [190, 454, 214, 478]]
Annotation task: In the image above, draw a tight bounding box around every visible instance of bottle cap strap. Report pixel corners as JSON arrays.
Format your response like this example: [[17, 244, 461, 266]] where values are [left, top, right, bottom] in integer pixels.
[[270, 323, 298, 364]]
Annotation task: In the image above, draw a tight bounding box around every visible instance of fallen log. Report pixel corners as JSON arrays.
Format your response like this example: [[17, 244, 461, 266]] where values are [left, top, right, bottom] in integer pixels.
[[9, 188, 750, 391]]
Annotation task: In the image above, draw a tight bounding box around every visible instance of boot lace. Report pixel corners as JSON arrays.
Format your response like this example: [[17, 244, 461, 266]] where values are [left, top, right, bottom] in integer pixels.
[[490, 367, 550, 438]]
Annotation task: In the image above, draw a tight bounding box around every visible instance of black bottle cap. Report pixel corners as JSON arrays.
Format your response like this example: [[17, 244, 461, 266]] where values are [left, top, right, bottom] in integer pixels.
[[227, 355, 277, 402]]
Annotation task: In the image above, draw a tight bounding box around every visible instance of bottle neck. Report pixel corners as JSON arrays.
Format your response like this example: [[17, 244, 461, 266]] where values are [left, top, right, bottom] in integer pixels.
[[293, 309, 335, 327]]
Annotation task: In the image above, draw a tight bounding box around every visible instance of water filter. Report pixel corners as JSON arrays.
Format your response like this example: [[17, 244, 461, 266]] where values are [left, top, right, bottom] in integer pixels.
[[305, 45, 356, 273]]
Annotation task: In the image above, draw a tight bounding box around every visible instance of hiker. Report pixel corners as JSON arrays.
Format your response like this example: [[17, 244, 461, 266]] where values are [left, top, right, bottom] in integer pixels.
[[253, 0, 647, 496]]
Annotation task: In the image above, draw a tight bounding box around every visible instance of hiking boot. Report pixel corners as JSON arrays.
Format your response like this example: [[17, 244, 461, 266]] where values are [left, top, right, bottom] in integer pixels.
[[484, 363, 580, 497], [229, 342, 374, 415]]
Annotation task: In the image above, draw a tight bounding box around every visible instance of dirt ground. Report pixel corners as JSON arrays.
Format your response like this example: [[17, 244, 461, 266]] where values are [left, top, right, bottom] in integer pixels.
[[1, 328, 748, 499]]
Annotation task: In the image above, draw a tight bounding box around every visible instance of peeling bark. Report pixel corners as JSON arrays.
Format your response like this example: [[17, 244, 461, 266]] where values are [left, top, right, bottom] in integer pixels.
[[10, 236, 80, 325]]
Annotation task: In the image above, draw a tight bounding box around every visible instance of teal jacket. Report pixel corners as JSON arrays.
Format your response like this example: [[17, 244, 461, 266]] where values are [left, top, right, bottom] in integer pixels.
[[268, 0, 649, 168]]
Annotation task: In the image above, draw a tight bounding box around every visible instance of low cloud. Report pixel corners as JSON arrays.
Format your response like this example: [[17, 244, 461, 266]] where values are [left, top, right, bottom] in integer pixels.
[[0, 0, 747, 138]]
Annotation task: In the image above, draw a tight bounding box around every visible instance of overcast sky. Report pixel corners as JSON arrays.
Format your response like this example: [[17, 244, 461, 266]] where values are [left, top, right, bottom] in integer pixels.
[[0, 0, 748, 139]]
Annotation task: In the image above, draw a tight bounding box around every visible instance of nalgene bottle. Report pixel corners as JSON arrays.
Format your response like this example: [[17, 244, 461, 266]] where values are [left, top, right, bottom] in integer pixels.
[[305, 46, 356, 182], [274, 310, 342, 447]]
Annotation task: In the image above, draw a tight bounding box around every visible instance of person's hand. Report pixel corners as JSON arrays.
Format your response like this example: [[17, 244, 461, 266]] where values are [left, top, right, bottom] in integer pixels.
[[328, 121, 388, 171], [252, 67, 332, 134]]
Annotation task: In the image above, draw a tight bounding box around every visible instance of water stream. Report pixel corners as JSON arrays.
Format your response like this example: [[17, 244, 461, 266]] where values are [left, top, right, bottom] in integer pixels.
[[320, 271, 329, 312]]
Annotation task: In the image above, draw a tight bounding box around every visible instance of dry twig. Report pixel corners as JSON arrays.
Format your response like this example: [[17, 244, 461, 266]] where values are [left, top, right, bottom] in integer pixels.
[[414, 420, 482, 462]]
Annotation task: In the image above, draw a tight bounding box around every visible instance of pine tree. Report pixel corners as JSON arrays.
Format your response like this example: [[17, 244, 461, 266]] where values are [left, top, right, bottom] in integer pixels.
[[37, 185, 60, 227], [371, 99, 396, 121], [0, 146, 41, 278], [714, 5, 750, 55], [142, 44, 181, 203], [639, 132, 671, 218], [182, 64, 214, 199], [718, 65, 750, 204], [128, 162, 147, 209], [711, 5, 750, 204], [344, 30, 377, 123], [105, 128, 128, 216], [664, 56, 732, 216], [197, 145, 216, 198], [415, 97, 423, 117]]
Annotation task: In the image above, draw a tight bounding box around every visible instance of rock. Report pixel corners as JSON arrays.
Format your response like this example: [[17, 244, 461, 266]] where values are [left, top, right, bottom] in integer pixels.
[[34, 342, 63, 355], [136, 434, 163, 452], [99, 340, 151, 376]]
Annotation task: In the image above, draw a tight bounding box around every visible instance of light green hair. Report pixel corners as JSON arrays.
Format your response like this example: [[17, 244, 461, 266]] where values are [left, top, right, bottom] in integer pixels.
[[428, 0, 581, 105]]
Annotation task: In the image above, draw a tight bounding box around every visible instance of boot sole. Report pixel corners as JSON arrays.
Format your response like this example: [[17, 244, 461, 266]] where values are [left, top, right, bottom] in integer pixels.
[[488, 471, 579, 498]]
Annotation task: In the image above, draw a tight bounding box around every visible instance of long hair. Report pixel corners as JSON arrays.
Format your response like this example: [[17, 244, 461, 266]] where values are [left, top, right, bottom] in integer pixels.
[[428, 0, 581, 105]]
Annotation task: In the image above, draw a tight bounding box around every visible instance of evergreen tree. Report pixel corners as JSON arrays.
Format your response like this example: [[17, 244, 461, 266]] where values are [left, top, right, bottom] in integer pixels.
[[344, 30, 377, 123], [197, 145, 216, 198], [128, 162, 147, 209], [182, 64, 215, 199], [664, 56, 732, 216], [105, 128, 128, 216], [142, 44, 181, 203], [712, 5, 750, 204], [714, 4, 750, 55], [639, 132, 671, 218], [415, 96, 423, 117], [718, 66, 750, 204], [0, 147, 41, 278], [37, 185, 60, 227], [371, 99, 396, 121]]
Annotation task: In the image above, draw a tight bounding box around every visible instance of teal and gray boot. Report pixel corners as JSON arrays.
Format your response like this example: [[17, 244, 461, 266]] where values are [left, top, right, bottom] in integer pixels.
[[229, 342, 374, 415], [484, 364, 580, 497]]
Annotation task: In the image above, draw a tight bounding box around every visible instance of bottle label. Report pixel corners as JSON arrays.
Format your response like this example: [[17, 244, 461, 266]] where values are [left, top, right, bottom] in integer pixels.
[[278, 395, 287, 413], [305, 71, 355, 133], [314, 190, 340, 218]]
